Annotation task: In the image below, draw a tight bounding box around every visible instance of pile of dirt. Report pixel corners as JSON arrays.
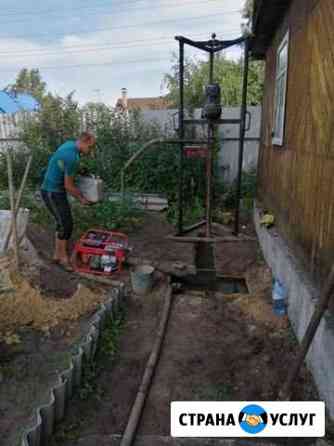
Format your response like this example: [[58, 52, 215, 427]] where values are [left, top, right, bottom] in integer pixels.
[[0, 271, 107, 337]]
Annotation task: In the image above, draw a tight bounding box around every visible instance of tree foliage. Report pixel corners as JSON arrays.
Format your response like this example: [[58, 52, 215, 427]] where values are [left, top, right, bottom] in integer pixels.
[[5, 68, 47, 101], [164, 54, 264, 111], [242, 0, 254, 19]]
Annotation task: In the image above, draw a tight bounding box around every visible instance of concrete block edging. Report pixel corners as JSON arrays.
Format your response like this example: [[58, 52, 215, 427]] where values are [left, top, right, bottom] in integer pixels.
[[20, 283, 126, 446], [254, 204, 334, 419]]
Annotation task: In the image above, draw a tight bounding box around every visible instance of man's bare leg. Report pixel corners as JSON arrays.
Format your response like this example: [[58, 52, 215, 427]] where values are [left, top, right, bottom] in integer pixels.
[[55, 238, 70, 264], [53, 233, 61, 261]]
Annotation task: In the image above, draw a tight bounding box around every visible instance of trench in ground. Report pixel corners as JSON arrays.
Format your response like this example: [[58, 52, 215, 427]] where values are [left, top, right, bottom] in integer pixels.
[[50, 240, 319, 446]]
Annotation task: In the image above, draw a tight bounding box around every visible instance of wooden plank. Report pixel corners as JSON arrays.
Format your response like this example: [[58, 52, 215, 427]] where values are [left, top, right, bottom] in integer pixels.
[[166, 235, 257, 243]]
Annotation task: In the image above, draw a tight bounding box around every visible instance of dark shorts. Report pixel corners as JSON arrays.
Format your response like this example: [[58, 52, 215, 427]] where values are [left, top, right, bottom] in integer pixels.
[[41, 190, 73, 240]]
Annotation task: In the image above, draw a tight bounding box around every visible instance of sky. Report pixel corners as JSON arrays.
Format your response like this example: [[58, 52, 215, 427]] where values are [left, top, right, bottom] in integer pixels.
[[0, 0, 246, 106]]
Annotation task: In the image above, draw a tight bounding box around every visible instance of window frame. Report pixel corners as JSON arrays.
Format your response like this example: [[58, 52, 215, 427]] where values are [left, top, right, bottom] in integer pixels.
[[272, 30, 290, 147]]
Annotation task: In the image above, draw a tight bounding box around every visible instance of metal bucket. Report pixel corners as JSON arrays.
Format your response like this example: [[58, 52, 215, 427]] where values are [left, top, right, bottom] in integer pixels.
[[131, 265, 154, 295]]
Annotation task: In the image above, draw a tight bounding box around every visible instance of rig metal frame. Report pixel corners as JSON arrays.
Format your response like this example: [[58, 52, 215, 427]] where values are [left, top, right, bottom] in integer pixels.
[[175, 33, 250, 238]]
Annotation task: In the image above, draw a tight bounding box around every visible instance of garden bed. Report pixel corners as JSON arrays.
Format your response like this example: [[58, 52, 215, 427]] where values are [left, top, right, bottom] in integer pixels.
[[0, 212, 194, 446]]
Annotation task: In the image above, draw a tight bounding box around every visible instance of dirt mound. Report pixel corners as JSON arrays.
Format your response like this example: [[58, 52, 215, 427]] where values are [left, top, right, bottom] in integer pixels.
[[0, 272, 107, 336]]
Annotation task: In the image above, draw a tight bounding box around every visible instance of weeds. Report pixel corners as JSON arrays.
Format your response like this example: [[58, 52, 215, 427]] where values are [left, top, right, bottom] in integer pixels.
[[0, 190, 144, 238], [78, 310, 125, 402], [51, 309, 125, 444], [194, 382, 234, 401]]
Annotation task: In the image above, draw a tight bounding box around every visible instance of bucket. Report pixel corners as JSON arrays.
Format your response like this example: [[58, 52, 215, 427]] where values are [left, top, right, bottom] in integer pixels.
[[77, 176, 104, 203], [131, 265, 154, 295]]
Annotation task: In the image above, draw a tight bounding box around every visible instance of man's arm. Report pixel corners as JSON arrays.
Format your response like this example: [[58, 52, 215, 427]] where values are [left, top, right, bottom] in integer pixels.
[[64, 175, 90, 204]]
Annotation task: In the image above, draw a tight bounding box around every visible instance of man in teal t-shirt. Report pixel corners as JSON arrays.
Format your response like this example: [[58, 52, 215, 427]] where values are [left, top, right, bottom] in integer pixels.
[[41, 132, 96, 270], [42, 140, 80, 192]]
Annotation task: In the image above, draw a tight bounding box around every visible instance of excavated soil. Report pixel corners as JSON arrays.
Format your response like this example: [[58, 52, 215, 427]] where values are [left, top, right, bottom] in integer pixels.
[[1, 213, 326, 446], [50, 242, 319, 446], [0, 212, 194, 446]]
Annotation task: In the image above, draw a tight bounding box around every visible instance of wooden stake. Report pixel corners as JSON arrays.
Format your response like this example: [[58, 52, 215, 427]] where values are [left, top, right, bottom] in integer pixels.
[[6, 151, 19, 270], [3, 154, 33, 252], [279, 264, 334, 400]]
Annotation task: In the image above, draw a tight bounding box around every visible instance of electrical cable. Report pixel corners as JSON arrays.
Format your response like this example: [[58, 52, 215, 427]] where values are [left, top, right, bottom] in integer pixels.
[[0, 2, 240, 25], [0, 51, 243, 73], [0, 12, 242, 41], [0, 30, 241, 58]]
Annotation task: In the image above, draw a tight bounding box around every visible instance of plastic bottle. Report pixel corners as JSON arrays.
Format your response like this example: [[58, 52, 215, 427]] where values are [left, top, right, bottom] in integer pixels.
[[272, 279, 287, 316]]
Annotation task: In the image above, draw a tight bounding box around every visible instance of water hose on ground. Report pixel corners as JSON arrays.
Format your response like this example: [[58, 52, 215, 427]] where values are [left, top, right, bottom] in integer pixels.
[[120, 283, 174, 446]]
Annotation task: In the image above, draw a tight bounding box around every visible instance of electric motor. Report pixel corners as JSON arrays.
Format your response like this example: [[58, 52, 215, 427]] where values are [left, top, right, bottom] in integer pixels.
[[202, 83, 222, 121]]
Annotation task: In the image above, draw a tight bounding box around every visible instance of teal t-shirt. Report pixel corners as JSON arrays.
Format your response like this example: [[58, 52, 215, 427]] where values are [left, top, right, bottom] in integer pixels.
[[42, 140, 80, 192]]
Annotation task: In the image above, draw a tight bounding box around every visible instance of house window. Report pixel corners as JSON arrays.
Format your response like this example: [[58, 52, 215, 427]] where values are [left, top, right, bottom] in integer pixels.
[[272, 31, 289, 146]]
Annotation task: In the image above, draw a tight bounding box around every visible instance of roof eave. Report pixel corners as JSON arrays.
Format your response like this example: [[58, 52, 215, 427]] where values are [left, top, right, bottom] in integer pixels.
[[250, 0, 292, 58]]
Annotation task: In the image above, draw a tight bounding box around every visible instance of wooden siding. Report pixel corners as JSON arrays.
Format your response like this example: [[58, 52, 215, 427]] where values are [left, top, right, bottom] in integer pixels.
[[257, 0, 334, 283]]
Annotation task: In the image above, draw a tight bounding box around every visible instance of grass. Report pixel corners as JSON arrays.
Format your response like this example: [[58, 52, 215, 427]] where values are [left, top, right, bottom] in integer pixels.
[[194, 382, 234, 401], [0, 190, 144, 240], [50, 309, 125, 444], [78, 312, 124, 401]]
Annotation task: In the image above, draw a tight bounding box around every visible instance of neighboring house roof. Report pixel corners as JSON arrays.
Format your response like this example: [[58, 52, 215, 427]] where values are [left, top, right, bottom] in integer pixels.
[[116, 96, 170, 111], [0, 91, 40, 113], [251, 0, 292, 58]]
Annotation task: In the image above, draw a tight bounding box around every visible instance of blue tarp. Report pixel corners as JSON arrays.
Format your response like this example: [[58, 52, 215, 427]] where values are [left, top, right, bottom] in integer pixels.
[[0, 91, 21, 113], [15, 93, 40, 111], [0, 91, 40, 113]]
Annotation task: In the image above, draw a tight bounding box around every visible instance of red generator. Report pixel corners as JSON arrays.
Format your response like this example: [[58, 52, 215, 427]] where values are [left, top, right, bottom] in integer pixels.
[[73, 229, 129, 276]]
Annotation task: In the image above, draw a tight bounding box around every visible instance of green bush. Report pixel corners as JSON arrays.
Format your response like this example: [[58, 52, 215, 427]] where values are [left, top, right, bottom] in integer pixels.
[[223, 168, 257, 209], [4, 102, 214, 210], [0, 93, 229, 229]]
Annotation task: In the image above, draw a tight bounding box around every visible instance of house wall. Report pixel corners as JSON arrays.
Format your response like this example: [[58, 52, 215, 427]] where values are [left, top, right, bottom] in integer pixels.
[[257, 0, 334, 283]]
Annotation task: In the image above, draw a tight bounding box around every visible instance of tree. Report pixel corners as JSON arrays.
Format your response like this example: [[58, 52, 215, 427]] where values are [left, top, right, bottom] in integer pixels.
[[163, 53, 264, 111], [5, 68, 47, 101], [243, 0, 254, 18]]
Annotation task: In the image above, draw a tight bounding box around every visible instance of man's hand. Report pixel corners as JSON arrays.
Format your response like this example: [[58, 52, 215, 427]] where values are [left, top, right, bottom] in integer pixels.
[[79, 196, 92, 206], [65, 175, 92, 205]]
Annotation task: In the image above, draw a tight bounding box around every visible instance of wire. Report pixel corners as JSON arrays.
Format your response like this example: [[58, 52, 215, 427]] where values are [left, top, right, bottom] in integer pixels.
[[0, 30, 241, 58], [0, 0, 230, 18], [0, 12, 241, 41], [0, 48, 244, 72], [0, 57, 173, 73], [0, 2, 240, 25]]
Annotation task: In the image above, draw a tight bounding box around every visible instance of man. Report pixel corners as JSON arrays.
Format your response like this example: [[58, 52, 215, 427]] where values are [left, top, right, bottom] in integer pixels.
[[41, 132, 96, 270]]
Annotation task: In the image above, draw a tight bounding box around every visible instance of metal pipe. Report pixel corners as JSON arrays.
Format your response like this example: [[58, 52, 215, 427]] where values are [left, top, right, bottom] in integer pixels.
[[178, 41, 185, 235], [205, 123, 214, 238], [120, 285, 173, 446], [279, 264, 334, 401], [120, 138, 163, 201], [166, 235, 256, 243], [120, 139, 213, 200], [184, 118, 241, 125], [205, 50, 214, 237], [234, 38, 250, 236], [182, 220, 207, 235], [209, 49, 214, 83], [175, 35, 246, 52]]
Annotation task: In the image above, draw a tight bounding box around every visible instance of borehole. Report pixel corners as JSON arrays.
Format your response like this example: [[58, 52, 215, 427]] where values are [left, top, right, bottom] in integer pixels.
[[173, 241, 249, 294]]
